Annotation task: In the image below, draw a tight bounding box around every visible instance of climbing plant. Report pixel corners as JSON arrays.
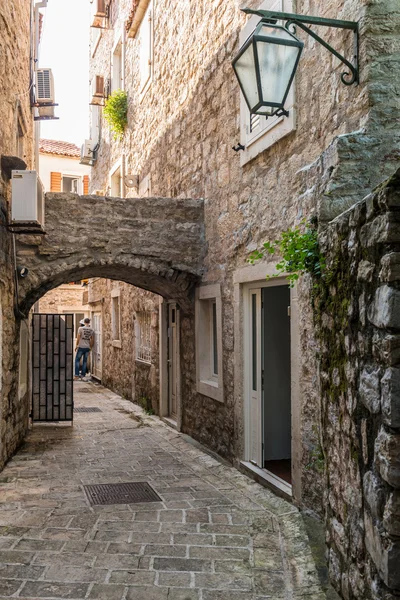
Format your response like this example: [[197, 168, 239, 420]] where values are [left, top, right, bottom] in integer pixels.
[[248, 219, 325, 287], [103, 90, 128, 140]]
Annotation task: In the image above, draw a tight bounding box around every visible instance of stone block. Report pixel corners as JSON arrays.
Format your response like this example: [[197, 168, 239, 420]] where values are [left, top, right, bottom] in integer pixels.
[[359, 366, 381, 413], [383, 491, 400, 537], [364, 512, 400, 590], [381, 368, 400, 428], [374, 427, 400, 488], [363, 471, 386, 520], [380, 253, 400, 283], [358, 260, 375, 282], [368, 286, 400, 329]]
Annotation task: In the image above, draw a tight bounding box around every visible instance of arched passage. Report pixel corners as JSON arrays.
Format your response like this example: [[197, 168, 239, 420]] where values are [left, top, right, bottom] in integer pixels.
[[15, 192, 206, 315]]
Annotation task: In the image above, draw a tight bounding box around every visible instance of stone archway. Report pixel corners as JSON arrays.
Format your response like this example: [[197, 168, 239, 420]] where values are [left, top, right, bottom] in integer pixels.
[[15, 192, 206, 313]]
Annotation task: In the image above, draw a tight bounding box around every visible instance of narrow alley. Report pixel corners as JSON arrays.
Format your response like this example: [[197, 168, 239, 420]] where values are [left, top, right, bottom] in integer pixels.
[[0, 382, 326, 600]]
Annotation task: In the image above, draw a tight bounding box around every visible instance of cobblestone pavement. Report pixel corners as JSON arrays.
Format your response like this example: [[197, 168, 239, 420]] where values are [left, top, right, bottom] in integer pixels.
[[0, 382, 327, 600]]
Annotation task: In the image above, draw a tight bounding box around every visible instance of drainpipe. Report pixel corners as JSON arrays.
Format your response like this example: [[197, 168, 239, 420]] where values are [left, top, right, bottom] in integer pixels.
[[33, 0, 48, 170]]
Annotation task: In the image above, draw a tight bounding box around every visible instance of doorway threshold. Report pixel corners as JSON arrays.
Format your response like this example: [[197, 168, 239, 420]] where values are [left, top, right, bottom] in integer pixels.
[[161, 416, 178, 430], [240, 461, 292, 500]]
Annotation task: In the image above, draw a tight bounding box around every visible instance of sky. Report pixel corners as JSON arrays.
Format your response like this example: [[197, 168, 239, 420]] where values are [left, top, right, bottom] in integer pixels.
[[39, 0, 90, 146]]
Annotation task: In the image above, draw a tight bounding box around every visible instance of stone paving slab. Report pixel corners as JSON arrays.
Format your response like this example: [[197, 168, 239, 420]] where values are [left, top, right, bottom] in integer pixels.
[[0, 382, 328, 599]]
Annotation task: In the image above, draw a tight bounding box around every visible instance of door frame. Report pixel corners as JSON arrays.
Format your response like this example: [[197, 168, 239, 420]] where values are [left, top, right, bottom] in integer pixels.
[[159, 298, 182, 429], [233, 263, 301, 501], [91, 310, 102, 381]]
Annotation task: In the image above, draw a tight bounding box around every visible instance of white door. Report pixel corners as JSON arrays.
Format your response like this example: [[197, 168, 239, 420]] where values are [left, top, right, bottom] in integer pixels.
[[92, 312, 102, 380], [168, 303, 177, 420], [249, 289, 262, 466]]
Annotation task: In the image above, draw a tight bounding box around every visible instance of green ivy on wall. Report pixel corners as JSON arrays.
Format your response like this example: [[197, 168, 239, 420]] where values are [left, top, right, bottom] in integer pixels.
[[103, 90, 128, 141], [248, 219, 325, 287]]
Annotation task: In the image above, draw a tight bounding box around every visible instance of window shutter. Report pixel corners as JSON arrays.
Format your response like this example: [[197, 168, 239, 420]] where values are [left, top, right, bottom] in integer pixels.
[[83, 175, 89, 195], [50, 172, 61, 192]]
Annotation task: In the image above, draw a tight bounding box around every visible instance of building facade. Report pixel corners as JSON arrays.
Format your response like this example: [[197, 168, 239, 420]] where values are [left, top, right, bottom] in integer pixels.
[[0, 0, 43, 469], [86, 0, 400, 597], [39, 139, 90, 194]]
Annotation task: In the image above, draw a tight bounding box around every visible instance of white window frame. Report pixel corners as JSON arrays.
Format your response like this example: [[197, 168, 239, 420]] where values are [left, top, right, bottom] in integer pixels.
[[139, 0, 154, 100], [109, 157, 125, 197], [135, 311, 152, 364], [62, 174, 82, 194], [111, 30, 125, 93], [195, 284, 223, 403], [90, 104, 101, 147], [239, 0, 296, 167], [111, 288, 121, 347]]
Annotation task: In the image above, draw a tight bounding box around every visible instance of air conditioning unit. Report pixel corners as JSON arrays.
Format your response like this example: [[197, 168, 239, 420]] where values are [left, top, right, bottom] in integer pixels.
[[91, 0, 107, 28], [11, 171, 45, 229], [80, 139, 94, 165], [36, 68, 55, 104], [90, 75, 105, 105]]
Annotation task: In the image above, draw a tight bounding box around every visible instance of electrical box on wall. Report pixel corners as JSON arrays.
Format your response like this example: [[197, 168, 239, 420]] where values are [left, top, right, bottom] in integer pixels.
[[11, 170, 45, 231]]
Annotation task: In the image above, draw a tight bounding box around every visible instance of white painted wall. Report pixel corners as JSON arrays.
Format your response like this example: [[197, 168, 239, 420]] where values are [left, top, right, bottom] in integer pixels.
[[39, 153, 91, 193]]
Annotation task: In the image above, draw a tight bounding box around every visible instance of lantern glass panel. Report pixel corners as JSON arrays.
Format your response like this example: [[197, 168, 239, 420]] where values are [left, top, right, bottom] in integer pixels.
[[233, 42, 259, 110], [256, 37, 300, 105]]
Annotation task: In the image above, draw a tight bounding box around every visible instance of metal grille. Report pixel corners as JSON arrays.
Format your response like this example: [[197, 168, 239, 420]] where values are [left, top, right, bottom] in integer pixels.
[[135, 312, 151, 363], [83, 482, 161, 505], [32, 314, 74, 422], [74, 407, 102, 413]]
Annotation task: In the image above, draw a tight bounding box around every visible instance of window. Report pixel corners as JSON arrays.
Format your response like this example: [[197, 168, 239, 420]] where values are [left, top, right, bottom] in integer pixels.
[[111, 290, 121, 346], [139, 0, 153, 96], [112, 35, 124, 92], [239, 0, 296, 166], [135, 312, 151, 363], [195, 284, 223, 402], [62, 175, 80, 193]]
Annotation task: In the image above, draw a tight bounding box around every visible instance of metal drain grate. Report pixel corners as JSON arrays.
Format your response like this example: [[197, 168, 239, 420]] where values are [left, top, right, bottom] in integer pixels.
[[83, 482, 161, 505], [74, 407, 102, 413]]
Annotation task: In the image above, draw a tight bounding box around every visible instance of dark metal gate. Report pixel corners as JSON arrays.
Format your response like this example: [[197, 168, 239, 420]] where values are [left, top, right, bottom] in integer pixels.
[[32, 313, 74, 422]]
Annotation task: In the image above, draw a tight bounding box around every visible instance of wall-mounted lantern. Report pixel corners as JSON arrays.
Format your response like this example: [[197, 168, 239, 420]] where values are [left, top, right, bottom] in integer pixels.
[[232, 8, 359, 118]]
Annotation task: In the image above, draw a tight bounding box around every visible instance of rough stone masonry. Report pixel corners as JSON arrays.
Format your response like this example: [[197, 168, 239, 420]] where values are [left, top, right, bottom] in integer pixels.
[[315, 169, 400, 599]]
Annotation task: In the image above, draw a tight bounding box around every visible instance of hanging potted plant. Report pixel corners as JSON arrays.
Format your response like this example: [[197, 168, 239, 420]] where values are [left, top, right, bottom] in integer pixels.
[[103, 89, 128, 141]]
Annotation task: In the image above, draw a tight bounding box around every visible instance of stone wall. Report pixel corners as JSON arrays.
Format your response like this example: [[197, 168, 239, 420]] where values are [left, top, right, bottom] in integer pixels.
[[0, 0, 35, 469], [38, 284, 88, 314], [88, 279, 160, 412], [316, 169, 400, 599]]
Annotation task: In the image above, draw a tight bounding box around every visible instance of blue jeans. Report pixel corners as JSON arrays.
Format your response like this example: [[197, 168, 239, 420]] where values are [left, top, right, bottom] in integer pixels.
[[75, 347, 90, 377]]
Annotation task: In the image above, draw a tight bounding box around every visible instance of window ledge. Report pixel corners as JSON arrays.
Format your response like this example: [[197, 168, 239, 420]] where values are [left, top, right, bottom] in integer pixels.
[[197, 379, 223, 403], [112, 340, 122, 348], [135, 358, 151, 366]]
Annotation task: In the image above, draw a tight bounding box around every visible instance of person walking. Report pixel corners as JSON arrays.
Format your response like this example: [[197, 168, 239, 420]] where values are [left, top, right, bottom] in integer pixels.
[[74, 317, 94, 381]]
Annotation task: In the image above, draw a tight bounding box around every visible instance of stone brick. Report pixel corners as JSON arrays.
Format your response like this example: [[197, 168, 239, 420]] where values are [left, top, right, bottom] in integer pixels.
[[359, 367, 381, 414], [381, 368, 400, 428], [21, 581, 90, 599], [374, 427, 400, 488], [368, 286, 400, 329], [383, 491, 400, 537], [363, 471, 386, 520], [364, 512, 400, 590]]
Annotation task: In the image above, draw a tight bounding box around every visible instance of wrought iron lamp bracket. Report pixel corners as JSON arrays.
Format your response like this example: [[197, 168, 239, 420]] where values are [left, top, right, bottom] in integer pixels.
[[242, 8, 359, 86]]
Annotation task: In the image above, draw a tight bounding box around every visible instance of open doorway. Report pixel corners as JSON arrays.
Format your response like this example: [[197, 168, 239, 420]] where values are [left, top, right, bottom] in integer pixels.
[[244, 280, 292, 496]]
